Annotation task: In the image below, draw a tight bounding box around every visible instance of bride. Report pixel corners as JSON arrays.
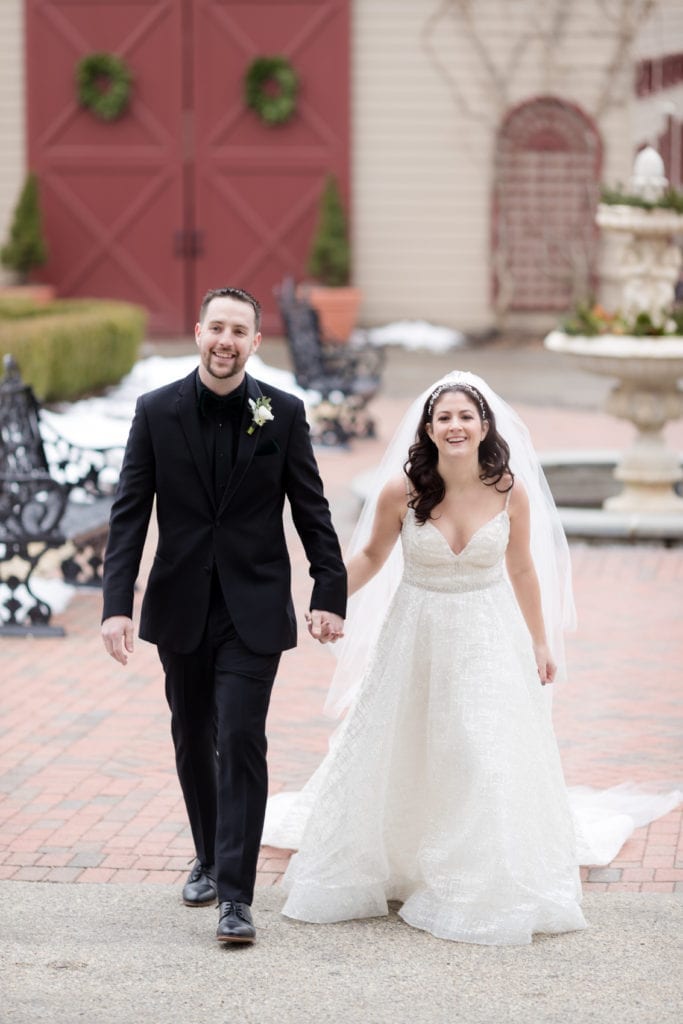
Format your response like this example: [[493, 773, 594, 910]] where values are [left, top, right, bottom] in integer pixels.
[[264, 372, 679, 946]]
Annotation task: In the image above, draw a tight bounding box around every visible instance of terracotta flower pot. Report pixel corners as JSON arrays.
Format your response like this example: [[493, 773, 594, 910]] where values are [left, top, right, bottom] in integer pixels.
[[305, 285, 362, 344]]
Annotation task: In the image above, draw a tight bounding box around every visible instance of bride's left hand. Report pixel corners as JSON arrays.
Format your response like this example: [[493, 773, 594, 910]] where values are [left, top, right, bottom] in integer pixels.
[[306, 610, 345, 644], [534, 644, 557, 686]]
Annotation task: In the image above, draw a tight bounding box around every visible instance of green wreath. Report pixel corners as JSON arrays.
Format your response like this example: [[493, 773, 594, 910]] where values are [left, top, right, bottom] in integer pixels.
[[244, 56, 298, 126], [76, 52, 132, 122]]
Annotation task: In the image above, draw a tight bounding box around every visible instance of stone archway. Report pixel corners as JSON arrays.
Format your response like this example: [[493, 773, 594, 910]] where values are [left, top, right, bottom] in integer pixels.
[[492, 97, 602, 315]]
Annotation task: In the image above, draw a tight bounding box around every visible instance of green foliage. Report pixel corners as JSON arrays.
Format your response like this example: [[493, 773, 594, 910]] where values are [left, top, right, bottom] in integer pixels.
[[0, 299, 146, 401], [244, 56, 298, 126], [0, 173, 48, 281], [562, 301, 619, 336], [561, 300, 683, 337], [600, 183, 683, 213], [307, 175, 351, 287], [76, 52, 132, 121], [630, 311, 663, 336]]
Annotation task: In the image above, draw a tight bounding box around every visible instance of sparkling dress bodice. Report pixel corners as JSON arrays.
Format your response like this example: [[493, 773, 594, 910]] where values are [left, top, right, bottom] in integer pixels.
[[401, 506, 509, 592]]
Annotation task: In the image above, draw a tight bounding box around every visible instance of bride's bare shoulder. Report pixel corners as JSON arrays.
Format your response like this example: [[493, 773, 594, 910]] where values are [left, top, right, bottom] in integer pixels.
[[379, 475, 411, 513], [506, 475, 529, 516]]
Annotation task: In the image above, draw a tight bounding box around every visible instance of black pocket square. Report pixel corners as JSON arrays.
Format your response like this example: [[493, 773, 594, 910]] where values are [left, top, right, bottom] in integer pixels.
[[254, 438, 280, 457]]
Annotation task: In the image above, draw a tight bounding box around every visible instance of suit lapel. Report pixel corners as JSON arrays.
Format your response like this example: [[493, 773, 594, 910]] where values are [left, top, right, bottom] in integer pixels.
[[176, 370, 216, 509], [218, 374, 262, 514]]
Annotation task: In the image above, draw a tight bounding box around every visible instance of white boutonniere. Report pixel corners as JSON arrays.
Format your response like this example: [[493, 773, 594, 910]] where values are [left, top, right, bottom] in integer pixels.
[[247, 396, 274, 434]]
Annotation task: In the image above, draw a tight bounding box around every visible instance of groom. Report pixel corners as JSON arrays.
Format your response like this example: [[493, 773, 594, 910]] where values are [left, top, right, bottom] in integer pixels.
[[101, 286, 346, 944]]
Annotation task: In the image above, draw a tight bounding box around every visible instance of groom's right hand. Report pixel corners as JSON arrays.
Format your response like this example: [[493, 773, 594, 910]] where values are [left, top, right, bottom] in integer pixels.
[[306, 610, 345, 644], [101, 616, 135, 665]]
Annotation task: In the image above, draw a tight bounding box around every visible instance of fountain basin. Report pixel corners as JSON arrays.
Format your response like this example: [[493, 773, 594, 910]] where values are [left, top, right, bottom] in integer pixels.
[[540, 450, 683, 543], [545, 330, 683, 382], [596, 204, 683, 237], [544, 331, 683, 514]]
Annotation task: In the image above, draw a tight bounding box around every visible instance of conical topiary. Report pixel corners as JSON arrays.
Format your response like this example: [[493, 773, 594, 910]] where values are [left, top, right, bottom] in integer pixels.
[[307, 174, 350, 287], [1, 173, 48, 283]]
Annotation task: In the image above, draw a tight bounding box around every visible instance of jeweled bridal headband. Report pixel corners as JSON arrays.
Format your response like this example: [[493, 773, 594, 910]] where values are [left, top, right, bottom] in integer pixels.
[[427, 382, 487, 419]]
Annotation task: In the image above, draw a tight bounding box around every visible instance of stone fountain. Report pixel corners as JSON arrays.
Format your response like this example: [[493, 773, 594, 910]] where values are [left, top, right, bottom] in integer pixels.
[[545, 147, 683, 534]]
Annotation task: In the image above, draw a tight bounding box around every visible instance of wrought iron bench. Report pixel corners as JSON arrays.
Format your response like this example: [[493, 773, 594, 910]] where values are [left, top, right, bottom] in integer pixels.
[[276, 279, 384, 445], [0, 354, 123, 636]]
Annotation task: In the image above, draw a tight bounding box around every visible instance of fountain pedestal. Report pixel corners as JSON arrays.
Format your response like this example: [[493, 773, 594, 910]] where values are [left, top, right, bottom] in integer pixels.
[[545, 331, 683, 513], [605, 385, 683, 513]]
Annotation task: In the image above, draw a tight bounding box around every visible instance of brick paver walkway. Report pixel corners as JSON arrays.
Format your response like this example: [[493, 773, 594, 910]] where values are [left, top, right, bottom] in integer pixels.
[[1, 388, 681, 896]]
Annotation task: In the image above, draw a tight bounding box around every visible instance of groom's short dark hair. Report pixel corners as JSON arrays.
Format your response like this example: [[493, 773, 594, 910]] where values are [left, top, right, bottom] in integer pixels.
[[199, 287, 261, 332]]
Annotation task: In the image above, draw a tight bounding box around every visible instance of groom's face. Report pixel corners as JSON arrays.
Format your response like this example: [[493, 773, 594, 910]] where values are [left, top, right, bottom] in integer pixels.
[[195, 295, 262, 391]]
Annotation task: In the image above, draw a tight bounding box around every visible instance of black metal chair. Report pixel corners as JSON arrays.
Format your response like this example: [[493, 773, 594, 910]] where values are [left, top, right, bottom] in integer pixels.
[[0, 355, 122, 635], [275, 279, 384, 445]]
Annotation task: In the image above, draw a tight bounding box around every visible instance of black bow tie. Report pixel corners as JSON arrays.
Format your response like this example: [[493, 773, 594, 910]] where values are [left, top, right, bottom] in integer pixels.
[[198, 386, 243, 420]]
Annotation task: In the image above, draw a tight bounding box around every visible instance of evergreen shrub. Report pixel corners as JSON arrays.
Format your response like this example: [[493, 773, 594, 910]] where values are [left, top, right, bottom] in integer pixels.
[[0, 173, 48, 281], [0, 298, 146, 401], [307, 174, 351, 287]]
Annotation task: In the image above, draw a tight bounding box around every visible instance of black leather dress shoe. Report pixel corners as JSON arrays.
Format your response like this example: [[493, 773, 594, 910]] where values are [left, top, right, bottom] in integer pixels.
[[216, 901, 256, 944], [182, 860, 217, 907]]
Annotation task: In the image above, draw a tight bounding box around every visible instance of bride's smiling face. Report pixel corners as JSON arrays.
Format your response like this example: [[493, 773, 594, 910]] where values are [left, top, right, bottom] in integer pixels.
[[426, 390, 488, 458]]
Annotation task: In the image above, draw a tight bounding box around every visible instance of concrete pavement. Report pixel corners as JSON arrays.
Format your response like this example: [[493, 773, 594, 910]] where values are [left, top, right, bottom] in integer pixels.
[[1, 336, 682, 1022], [2, 884, 681, 1024]]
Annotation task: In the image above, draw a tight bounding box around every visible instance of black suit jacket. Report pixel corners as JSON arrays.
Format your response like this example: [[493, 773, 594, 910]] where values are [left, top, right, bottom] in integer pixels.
[[102, 370, 346, 655]]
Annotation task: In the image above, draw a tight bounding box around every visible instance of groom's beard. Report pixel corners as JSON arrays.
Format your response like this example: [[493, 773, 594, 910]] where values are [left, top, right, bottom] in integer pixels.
[[202, 347, 250, 381]]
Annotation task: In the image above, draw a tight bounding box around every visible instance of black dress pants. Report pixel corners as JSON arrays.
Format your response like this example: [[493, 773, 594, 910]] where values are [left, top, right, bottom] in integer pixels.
[[159, 587, 280, 905]]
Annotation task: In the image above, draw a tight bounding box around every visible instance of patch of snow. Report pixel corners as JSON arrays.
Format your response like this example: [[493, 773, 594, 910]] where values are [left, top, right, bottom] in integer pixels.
[[32, 577, 75, 614], [1, 577, 76, 626], [362, 320, 465, 353]]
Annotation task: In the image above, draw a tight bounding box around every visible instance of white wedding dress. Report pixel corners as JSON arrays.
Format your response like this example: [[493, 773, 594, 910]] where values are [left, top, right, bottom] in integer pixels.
[[268, 503, 592, 945], [265, 502, 680, 945]]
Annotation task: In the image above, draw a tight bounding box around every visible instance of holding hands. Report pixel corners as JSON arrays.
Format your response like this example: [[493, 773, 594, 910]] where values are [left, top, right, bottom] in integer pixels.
[[306, 610, 345, 644]]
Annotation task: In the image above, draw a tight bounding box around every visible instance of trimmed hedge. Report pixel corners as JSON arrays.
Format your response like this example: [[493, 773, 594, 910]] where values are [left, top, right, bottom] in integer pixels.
[[0, 297, 146, 401]]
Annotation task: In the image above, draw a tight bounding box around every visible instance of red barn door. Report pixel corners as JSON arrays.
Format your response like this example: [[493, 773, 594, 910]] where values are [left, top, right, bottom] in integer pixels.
[[26, 0, 187, 334], [26, 0, 350, 335], [193, 0, 350, 334]]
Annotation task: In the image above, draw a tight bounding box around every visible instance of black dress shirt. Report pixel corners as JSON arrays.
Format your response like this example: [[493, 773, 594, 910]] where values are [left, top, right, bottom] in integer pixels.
[[196, 374, 246, 500]]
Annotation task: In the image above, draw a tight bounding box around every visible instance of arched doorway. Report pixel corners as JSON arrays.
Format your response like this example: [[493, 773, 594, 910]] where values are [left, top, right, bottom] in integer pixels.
[[492, 97, 602, 316]]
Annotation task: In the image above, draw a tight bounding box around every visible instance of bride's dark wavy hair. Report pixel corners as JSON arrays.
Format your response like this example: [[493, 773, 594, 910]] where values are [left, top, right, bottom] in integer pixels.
[[404, 384, 513, 524]]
